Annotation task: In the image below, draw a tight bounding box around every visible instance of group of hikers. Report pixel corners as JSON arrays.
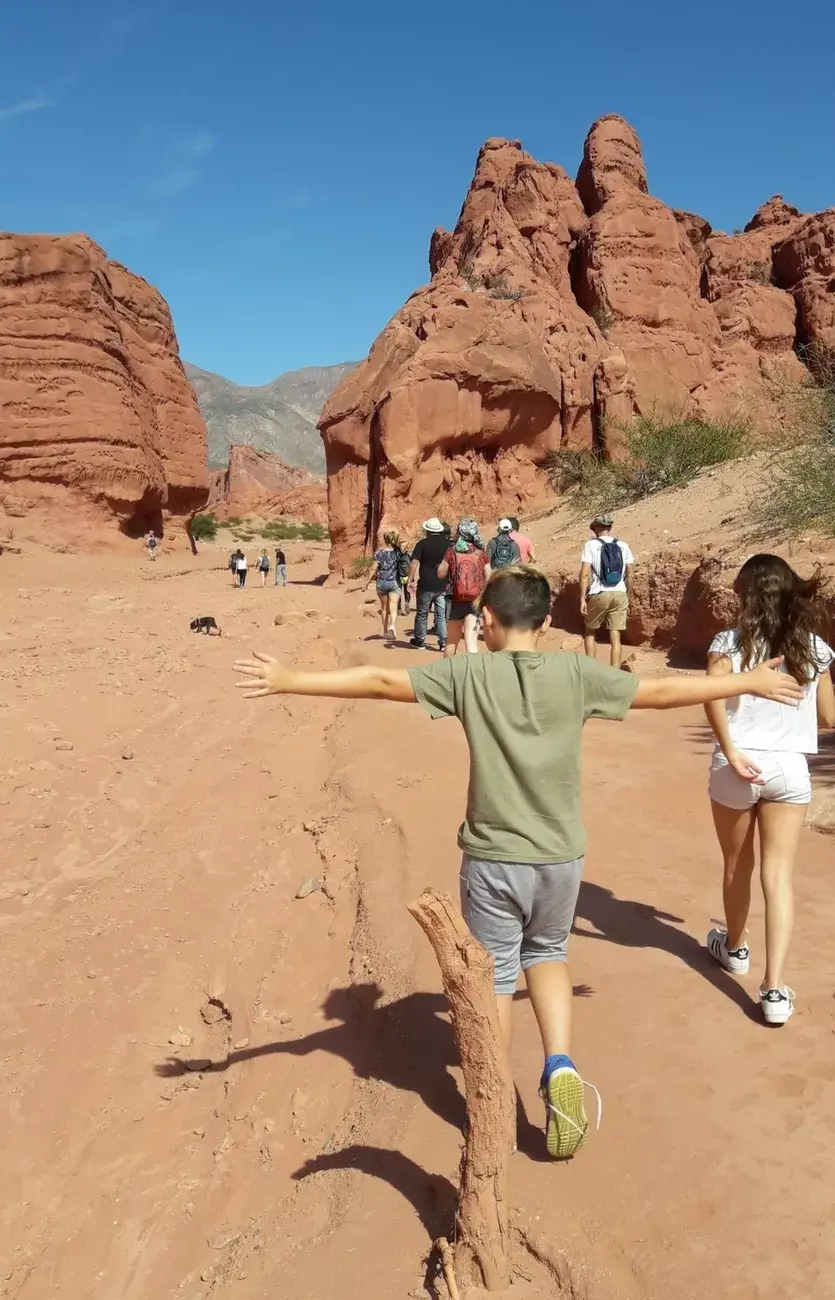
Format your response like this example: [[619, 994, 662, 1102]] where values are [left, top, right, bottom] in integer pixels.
[[236, 510, 834, 1161], [228, 547, 288, 589], [366, 515, 537, 655]]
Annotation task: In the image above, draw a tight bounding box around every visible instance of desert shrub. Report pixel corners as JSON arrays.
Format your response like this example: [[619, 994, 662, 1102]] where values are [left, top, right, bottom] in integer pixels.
[[484, 273, 523, 301], [226, 516, 244, 527], [348, 555, 375, 579], [545, 414, 749, 514], [754, 349, 835, 536], [459, 260, 484, 291], [748, 260, 772, 285], [190, 512, 218, 541], [260, 520, 328, 542]]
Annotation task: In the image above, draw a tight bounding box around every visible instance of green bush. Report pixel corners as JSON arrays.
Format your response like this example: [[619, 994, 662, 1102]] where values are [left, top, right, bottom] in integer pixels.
[[191, 512, 218, 541], [260, 520, 328, 542], [348, 555, 375, 579], [754, 347, 835, 536], [545, 413, 750, 514]]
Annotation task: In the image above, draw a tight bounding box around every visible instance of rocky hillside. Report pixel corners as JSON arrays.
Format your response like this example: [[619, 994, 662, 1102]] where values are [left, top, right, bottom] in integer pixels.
[[320, 113, 835, 570], [185, 361, 357, 473], [0, 234, 208, 540]]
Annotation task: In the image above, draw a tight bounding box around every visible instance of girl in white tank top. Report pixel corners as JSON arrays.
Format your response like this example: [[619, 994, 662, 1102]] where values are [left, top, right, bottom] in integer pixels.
[[704, 553, 834, 1025]]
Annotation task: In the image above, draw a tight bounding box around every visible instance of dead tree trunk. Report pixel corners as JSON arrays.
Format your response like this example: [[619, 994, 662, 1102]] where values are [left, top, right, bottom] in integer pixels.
[[408, 888, 514, 1293]]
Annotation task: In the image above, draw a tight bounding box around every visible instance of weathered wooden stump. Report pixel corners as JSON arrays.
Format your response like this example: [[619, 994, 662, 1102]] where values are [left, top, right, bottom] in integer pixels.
[[408, 888, 515, 1293]]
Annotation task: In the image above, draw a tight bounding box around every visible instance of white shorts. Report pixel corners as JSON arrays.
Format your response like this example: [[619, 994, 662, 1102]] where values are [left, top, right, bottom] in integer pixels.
[[708, 749, 811, 810]]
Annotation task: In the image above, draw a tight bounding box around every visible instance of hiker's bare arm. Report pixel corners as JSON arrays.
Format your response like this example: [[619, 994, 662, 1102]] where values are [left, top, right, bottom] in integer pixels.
[[624, 563, 634, 595], [528, 544, 537, 563], [483, 562, 492, 582], [407, 559, 419, 589], [579, 561, 591, 614], [703, 653, 764, 781], [632, 658, 804, 710], [437, 558, 450, 581], [364, 562, 378, 590], [235, 652, 417, 703], [818, 668, 835, 727]]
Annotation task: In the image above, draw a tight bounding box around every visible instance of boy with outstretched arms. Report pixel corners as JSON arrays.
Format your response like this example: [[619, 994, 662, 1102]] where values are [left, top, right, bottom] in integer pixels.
[[235, 567, 803, 1158]]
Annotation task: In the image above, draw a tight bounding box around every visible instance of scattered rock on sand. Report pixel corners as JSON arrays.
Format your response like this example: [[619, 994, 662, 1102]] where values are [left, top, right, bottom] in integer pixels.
[[274, 611, 308, 627], [121, 749, 135, 761], [295, 877, 323, 900], [168, 1028, 193, 1048], [54, 740, 74, 752], [184, 1058, 212, 1072]]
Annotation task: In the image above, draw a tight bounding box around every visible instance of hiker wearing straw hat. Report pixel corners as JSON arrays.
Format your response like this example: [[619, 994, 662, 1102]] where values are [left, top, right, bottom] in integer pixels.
[[408, 517, 449, 651], [579, 513, 635, 669]]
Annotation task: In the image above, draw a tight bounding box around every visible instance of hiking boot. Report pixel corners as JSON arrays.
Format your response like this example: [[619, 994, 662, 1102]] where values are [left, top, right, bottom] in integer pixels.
[[706, 927, 750, 975], [539, 1055, 600, 1160], [760, 986, 795, 1026]]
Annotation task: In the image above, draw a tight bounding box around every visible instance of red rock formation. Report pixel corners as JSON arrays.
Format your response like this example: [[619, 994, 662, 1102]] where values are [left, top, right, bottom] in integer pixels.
[[773, 210, 835, 359], [321, 116, 831, 571], [0, 233, 208, 537], [209, 444, 327, 524]]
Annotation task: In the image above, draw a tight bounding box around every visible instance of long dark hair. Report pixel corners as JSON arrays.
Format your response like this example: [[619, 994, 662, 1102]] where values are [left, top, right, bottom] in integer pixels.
[[734, 553, 828, 683]]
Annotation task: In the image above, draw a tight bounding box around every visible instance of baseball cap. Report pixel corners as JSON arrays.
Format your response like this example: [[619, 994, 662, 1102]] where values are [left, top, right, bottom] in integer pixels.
[[498, 518, 513, 532]]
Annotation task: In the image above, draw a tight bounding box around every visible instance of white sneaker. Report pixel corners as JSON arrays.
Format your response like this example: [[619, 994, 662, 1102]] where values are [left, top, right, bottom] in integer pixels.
[[706, 927, 750, 975], [760, 986, 795, 1026]]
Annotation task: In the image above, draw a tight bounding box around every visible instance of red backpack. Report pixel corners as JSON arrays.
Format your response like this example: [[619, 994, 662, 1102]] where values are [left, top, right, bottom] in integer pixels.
[[449, 548, 486, 603]]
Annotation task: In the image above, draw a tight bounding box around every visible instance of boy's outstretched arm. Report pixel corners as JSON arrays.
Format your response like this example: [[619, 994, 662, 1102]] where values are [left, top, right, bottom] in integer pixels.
[[631, 657, 803, 710], [234, 651, 417, 703]]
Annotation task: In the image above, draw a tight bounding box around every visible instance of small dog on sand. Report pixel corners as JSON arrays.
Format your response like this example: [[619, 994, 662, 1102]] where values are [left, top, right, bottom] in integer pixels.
[[190, 616, 222, 636]]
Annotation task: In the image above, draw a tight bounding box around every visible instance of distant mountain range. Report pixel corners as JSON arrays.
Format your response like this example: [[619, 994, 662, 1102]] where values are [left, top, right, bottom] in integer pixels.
[[184, 360, 358, 473]]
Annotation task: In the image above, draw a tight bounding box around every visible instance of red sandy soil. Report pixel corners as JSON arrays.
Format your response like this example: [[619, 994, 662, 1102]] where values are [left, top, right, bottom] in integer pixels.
[[1, 533, 833, 1300]]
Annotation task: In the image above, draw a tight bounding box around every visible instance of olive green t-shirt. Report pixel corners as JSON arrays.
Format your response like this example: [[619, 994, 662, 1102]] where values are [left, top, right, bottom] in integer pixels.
[[408, 651, 638, 864]]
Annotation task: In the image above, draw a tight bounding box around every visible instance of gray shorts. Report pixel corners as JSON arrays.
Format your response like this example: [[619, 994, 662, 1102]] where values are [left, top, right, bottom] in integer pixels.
[[459, 853, 584, 995]]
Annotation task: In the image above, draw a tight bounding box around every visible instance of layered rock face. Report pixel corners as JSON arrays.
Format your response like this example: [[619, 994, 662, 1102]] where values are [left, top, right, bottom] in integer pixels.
[[321, 115, 827, 570], [0, 234, 208, 535], [208, 444, 327, 524]]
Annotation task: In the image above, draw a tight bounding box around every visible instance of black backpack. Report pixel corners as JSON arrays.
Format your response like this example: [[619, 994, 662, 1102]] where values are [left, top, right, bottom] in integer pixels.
[[396, 547, 411, 580], [491, 534, 518, 569], [598, 539, 624, 586]]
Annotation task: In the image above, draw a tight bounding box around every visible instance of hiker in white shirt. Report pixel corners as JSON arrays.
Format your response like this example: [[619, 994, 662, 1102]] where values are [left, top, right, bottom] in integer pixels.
[[579, 513, 635, 669], [704, 553, 835, 1026]]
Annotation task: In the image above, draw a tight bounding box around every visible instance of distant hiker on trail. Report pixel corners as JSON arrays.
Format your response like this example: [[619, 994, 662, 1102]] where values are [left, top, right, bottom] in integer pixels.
[[366, 529, 402, 641], [236, 549, 248, 588], [509, 516, 536, 564], [146, 530, 158, 562], [408, 517, 448, 652], [229, 550, 238, 585], [234, 567, 804, 1160], [486, 518, 522, 572], [257, 549, 271, 588], [396, 539, 413, 617], [704, 553, 835, 1026], [437, 519, 490, 658], [274, 548, 287, 587], [579, 513, 635, 669]]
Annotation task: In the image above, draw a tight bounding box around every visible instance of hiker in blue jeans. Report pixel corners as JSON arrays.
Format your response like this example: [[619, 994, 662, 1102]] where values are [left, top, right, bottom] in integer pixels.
[[274, 548, 287, 586], [407, 517, 449, 651]]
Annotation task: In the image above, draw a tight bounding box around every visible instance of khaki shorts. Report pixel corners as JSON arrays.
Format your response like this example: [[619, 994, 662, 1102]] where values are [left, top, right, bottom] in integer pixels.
[[585, 590, 628, 631]]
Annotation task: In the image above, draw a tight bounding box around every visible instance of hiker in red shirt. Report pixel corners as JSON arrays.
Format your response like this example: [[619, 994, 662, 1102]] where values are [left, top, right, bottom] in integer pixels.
[[437, 518, 491, 658]]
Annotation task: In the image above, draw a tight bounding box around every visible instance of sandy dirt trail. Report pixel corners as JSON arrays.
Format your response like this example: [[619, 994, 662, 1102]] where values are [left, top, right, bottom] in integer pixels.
[[1, 539, 833, 1300]]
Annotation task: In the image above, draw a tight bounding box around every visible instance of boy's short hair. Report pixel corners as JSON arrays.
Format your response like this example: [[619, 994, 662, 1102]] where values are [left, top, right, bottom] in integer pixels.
[[481, 566, 552, 629]]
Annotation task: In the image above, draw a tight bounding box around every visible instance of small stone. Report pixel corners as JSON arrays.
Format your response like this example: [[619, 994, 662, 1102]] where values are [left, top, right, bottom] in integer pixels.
[[87, 971, 97, 980], [208, 1228, 240, 1251], [169, 1028, 193, 1048], [121, 749, 134, 761], [233, 1037, 249, 1050], [183, 1074, 202, 1090], [295, 876, 322, 900], [184, 1058, 212, 1072], [54, 740, 74, 752], [277, 1010, 292, 1025], [201, 1267, 217, 1283], [193, 1127, 206, 1137]]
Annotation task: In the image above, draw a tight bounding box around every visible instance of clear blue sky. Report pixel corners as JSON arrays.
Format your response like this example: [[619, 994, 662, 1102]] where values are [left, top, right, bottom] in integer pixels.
[[3, 0, 833, 385]]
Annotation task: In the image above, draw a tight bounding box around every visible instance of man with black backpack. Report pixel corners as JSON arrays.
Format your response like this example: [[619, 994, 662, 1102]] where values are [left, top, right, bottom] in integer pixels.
[[486, 518, 522, 572], [579, 513, 634, 669]]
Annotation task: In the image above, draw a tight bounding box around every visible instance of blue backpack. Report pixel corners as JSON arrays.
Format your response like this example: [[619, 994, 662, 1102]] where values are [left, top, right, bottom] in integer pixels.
[[598, 539, 624, 587]]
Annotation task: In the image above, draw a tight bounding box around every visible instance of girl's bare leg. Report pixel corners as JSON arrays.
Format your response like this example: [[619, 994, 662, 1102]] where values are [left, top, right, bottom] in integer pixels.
[[757, 802, 806, 990], [378, 595, 388, 635], [462, 613, 479, 654], [386, 591, 399, 637], [444, 619, 463, 658], [710, 801, 757, 949]]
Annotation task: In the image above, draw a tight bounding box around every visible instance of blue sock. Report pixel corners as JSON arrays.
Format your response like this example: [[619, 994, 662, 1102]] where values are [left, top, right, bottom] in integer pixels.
[[541, 1053, 576, 1086]]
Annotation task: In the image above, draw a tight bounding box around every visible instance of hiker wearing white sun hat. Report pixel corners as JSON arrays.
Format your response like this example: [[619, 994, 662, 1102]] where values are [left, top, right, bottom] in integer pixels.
[[408, 517, 450, 650]]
